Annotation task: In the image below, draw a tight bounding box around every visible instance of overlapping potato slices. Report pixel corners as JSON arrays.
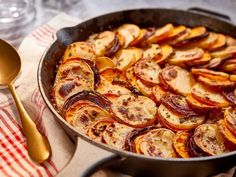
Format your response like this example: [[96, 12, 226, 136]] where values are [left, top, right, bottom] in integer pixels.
[[111, 94, 157, 128], [193, 124, 227, 155], [54, 23, 236, 158], [63, 42, 96, 62], [159, 66, 195, 96], [133, 128, 176, 158]]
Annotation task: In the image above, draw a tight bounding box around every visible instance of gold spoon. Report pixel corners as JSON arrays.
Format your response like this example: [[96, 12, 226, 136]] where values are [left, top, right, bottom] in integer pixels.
[[0, 39, 51, 163]]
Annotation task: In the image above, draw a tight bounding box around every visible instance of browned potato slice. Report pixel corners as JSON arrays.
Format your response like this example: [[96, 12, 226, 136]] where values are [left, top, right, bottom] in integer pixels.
[[155, 45, 173, 64], [197, 75, 235, 90], [143, 44, 162, 60], [54, 59, 94, 85], [134, 128, 176, 158], [87, 31, 117, 56], [168, 48, 204, 66], [103, 122, 133, 149], [224, 107, 236, 136], [113, 47, 143, 71], [222, 90, 236, 105], [193, 124, 226, 155], [226, 36, 236, 46], [193, 32, 218, 49], [116, 31, 125, 47], [65, 103, 112, 133], [87, 119, 115, 142], [53, 78, 94, 112], [134, 58, 161, 85], [111, 94, 157, 128], [168, 28, 191, 46], [145, 24, 174, 44], [200, 57, 229, 69], [126, 67, 138, 87], [63, 42, 96, 62], [135, 79, 153, 96], [218, 119, 236, 145], [166, 25, 187, 40], [117, 24, 140, 48], [191, 83, 230, 107], [207, 34, 226, 51], [191, 68, 229, 81], [95, 57, 115, 72], [230, 74, 236, 82], [158, 104, 205, 131], [173, 131, 191, 158], [186, 94, 217, 112], [100, 68, 127, 83], [178, 26, 207, 43], [186, 52, 211, 66], [211, 46, 236, 58], [220, 59, 236, 73], [160, 66, 195, 96], [96, 82, 131, 96], [150, 84, 166, 105], [129, 29, 147, 46]]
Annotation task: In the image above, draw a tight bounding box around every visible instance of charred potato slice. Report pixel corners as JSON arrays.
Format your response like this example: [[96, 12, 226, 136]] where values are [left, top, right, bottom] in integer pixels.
[[103, 122, 134, 149], [218, 119, 236, 145], [144, 23, 174, 44], [207, 34, 226, 51], [191, 68, 229, 81], [143, 44, 161, 60], [134, 128, 176, 158], [95, 57, 115, 72], [113, 47, 143, 71], [63, 42, 96, 62], [87, 119, 115, 142], [87, 31, 117, 56], [193, 124, 226, 155], [168, 48, 204, 66], [117, 24, 140, 48], [224, 107, 236, 136], [160, 66, 195, 96], [191, 83, 230, 107], [134, 58, 161, 85], [65, 103, 112, 133], [158, 104, 205, 131], [173, 131, 191, 158], [111, 95, 157, 128], [150, 84, 166, 105]]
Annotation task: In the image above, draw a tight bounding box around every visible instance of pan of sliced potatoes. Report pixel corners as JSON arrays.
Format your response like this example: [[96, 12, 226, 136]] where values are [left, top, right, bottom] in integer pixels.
[[38, 8, 236, 177]]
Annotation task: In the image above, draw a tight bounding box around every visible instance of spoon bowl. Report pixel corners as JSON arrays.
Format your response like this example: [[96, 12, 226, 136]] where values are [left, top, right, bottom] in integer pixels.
[[0, 39, 51, 163]]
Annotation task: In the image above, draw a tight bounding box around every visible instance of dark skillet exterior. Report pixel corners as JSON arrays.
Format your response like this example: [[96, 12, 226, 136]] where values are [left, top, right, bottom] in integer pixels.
[[38, 9, 236, 177]]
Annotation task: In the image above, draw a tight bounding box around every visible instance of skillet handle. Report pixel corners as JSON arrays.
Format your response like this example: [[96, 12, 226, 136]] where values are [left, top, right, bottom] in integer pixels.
[[187, 7, 231, 22], [56, 137, 122, 177]]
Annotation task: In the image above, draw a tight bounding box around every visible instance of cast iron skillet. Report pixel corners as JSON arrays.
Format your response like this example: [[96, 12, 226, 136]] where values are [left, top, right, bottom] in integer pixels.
[[38, 8, 236, 177]]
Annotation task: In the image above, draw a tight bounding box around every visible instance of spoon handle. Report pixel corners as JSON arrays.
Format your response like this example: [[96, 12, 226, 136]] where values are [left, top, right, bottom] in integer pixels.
[[8, 83, 51, 163]]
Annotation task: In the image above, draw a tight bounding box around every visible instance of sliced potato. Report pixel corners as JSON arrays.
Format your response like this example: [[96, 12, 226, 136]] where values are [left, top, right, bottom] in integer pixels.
[[87, 31, 117, 56], [191, 68, 229, 81], [103, 122, 133, 149], [95, 57, 115, 72], [134, 58, 161, 85], [65, 103, 112, 133], [211, 46, 236, 58], [200, 57, 228, 69], [168, 48, 204, 66], [160, 66, 195, 96], [220, 59, 236, 73], [193, 124, 226, 155], [87, 119, 115, 142], [224, 107, 236, 136], [113, 47, 143, 71], [226, 36, 236, 47], [168, 28, 191, 46], [158, 104, 205, 131], [143, 44, 162, 60], [207, 34, 226, 51], [96, 82, 131, 96], [177, 26, 207, 43], [173, 131, 191, 158], [100, 68, 127, 83], [191, 83, 230, 107], [230, 74, 236, 82], [135, 79, 153, 96], [197, 76, 235, 90], [145, 24, 174, 44], [129, 29, 147, 46], [166, 25, 187, 40], [218, 119, 236, 145], [117, 24, 140, 48], [222, 90, 236, 105], [150, 84, 166, 105], [155, 45, 173, 64], [111, 94, 157, 128], [116, 31, 125, 47], [186, 94, 218, 112], [63, 42, 96, 62], [134, 128, 176, 158], [186, 52, 211, 66], [193, 32, 218, 49], [125, 67, 139, 87]]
